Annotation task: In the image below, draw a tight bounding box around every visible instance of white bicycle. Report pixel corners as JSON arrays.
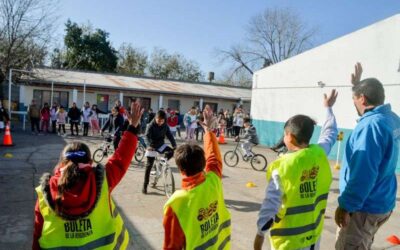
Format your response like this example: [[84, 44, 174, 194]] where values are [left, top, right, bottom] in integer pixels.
[[148, 151, 176, 197]]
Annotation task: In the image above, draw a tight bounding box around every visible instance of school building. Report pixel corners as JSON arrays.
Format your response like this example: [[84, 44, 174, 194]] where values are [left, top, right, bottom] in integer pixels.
[[6, 68, 251, 115], [251, 14, 400, 172]]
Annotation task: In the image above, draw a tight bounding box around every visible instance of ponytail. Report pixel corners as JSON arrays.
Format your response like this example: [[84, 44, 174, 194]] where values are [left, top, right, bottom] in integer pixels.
[[55, 142, 92, 212]]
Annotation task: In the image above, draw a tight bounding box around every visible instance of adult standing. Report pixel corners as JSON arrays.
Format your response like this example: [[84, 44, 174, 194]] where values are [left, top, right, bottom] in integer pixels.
[[68, 102, 81, 136], [28, 99, 40, 135], [335, 63, 400, 249], [233, 107, 244, 137]]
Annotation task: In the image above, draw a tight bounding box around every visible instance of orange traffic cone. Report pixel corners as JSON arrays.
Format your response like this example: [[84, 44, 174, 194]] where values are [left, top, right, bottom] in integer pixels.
[[387, 235, 400, 245], [218, 130, 226, 144], [2, 123, 14, 146]]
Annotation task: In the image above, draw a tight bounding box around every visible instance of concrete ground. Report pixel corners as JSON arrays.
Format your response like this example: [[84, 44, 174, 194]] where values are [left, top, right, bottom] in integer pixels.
[[0, 130, 399, 250]]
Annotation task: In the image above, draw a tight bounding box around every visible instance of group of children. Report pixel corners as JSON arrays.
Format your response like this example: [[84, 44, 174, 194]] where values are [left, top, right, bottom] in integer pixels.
[[31, 64, 397, 250]]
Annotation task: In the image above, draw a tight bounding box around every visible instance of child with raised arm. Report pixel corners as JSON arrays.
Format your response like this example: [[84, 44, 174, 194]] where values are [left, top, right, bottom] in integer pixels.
[[32, 101, 143, 250], [163, 105, 231, 250], [254, 90, 338, 250]]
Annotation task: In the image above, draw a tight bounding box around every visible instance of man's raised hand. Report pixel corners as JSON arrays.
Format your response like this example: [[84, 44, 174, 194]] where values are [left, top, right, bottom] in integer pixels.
[[351, 62, 363, 86]]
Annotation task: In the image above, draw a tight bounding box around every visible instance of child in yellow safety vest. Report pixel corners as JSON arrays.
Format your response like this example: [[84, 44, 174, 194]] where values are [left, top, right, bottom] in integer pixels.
[[254, 90, 338, 250], [163, 105, 231, 250], [32, 101, 143, 250]]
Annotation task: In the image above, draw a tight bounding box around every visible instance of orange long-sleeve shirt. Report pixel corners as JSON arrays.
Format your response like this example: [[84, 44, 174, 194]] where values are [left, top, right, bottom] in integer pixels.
[[163, 131, 223, 250]]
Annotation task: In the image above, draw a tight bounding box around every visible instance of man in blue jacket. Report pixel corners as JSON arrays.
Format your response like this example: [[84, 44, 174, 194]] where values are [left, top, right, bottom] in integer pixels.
[[335, 63, 400, 249]]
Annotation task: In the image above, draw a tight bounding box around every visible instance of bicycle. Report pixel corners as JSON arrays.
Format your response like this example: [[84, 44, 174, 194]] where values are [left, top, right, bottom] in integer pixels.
[[93, 134, 114, 163], [148, 150, 175, 197], [134, 136, 146, 163], [92, 134, 146, 163], [223, 139, 268, 171]]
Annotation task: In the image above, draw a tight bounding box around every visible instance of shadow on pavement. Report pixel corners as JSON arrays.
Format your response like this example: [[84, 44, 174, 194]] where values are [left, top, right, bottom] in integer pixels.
[[225, 199, 261, 213], [114, 205, 156, 250]]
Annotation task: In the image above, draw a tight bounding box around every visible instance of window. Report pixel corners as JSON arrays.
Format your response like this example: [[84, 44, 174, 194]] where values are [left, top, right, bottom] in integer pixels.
[[123, 96, 151, 111], [97, 94, 109, 112], [168, 99, 180, 111], [33, 90, 69, 108]]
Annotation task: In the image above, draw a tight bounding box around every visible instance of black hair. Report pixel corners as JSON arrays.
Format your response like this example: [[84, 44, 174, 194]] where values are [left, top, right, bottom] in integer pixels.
[[175, 144, 205, 176], [284, 115, 316, 145], [352, 78, 385, 106], [156, 110, 167, 120], [243, 117, 251, 124]]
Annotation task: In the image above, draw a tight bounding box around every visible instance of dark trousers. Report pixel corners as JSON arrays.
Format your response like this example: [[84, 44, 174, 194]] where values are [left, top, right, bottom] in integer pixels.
[[83, 122, 89, 136], [196, 127, 204, 141], [144, 146, 174, 187], [58, 124, 66, 134], [176, 127, 181, 138], [30, 117, 40, 133], [233, 126, 241, 137], [113, 135, 121, 150], [51, 120, 57, 133], [70, 122, 79, 135]]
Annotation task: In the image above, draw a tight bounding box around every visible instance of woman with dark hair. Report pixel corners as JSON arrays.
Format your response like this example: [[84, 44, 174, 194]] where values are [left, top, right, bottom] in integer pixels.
[[32, 101, 143, 250]]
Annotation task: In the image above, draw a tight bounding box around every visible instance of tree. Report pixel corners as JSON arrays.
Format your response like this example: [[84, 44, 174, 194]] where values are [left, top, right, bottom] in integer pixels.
[[148, 48, 203, 82], [63, 20, 118, 72], [218, 7, 317, 83], [116, 43, 148, 75], [0, 0, 58, 97]]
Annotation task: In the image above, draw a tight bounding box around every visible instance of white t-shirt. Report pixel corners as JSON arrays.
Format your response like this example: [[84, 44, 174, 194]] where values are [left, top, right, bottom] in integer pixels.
[[189, 115, 198, 129]]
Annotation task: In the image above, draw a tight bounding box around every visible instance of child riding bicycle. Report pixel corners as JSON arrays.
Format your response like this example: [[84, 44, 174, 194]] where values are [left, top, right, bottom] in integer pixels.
[[143, 110, 177, 194], [235, 117, 259, 160]]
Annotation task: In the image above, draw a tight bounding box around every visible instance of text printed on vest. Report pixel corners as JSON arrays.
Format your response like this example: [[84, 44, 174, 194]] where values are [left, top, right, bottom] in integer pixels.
[[64, 219, 93, 239]]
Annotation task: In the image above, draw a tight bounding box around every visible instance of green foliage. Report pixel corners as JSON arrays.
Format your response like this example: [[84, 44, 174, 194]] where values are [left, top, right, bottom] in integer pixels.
[[63, 20, 118, 72], [148, 48, 203, 82], [116, 43, 148, 75]]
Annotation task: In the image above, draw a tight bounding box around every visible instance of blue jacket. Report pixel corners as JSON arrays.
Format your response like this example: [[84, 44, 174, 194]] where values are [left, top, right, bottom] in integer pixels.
[[339, 104, 400, 214]]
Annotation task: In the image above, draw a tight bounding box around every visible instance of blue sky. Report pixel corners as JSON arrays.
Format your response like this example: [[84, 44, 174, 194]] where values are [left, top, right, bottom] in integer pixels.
[[56, 0, 400, 78]]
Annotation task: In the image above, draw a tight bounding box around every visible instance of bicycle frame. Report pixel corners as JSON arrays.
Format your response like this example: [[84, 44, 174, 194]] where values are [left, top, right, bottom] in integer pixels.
[[232, 139, 254, 160]]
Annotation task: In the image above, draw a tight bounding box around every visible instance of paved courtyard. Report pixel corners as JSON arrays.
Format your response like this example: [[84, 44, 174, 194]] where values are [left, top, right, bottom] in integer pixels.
[[0, 131, 399, 250]]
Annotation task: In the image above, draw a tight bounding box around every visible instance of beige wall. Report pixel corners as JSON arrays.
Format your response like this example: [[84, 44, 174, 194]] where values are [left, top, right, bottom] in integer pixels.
[[21, 86, 247, 114]]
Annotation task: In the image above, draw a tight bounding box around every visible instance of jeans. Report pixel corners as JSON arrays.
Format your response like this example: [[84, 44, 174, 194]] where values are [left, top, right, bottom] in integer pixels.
[[143, 146, 174, 187]]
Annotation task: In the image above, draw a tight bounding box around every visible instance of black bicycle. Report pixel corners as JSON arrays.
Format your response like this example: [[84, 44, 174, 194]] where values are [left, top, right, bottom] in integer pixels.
[[223, 139, 268, 171], [93, 134, 146, 163]]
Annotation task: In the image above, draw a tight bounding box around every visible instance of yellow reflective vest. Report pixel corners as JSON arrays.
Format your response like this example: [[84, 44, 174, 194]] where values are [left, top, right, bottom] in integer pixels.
[[36, 171, 129, 250], [164, 171, 231, 250], [267, 144, 332, 249]]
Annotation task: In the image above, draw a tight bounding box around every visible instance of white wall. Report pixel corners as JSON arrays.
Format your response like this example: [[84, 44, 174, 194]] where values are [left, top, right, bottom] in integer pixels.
[[252, 14, 400, 129]]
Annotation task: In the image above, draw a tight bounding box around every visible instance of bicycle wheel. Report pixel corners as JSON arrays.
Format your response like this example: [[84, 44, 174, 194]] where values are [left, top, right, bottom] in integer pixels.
[[250, 154, 268, 171], [224, 151, 239, 167], [93, 149, 105, 163], [163, 166, 175, 197], [134, 145, 146, 163]]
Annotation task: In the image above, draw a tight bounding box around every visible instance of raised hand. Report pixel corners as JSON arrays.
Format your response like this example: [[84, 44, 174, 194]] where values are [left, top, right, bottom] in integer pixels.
[[323, 89, 338, 108], [351, 62, 363, 86], [201, 105, 217, 131], [126, 100, 144, 127]]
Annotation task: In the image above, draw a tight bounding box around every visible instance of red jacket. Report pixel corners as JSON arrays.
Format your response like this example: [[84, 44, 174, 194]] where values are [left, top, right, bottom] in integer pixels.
[[163, 132, 223, 249], [41, 108, 50, 121], [32, 128, 138, 250], [167, 115, 178, 127]]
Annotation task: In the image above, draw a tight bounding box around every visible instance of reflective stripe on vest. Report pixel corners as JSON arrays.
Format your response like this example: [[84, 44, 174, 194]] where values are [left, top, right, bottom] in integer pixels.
[[36, 173, 129, 250], [267, 144, 332, 249], [164, 172, 231, 250]]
